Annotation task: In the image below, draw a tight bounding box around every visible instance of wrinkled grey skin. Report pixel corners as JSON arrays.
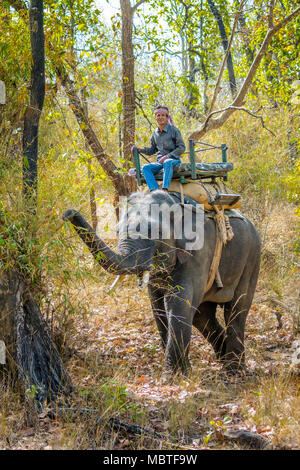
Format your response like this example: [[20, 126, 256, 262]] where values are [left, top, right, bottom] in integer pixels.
[[63, 190, 261, 377]]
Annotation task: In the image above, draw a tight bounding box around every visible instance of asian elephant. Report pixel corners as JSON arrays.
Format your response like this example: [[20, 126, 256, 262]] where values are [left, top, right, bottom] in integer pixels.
[[63, 190, 261, 378]]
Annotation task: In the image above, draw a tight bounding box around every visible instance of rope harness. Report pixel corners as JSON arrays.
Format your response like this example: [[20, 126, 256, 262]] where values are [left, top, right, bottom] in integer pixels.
[[177, 180, 234, 293], [204, 205, 234, 293]]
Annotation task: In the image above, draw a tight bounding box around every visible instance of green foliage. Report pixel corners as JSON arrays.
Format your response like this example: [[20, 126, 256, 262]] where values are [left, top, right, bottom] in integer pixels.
[[0, 5, 30, 124], [26, 384, 40, 400]]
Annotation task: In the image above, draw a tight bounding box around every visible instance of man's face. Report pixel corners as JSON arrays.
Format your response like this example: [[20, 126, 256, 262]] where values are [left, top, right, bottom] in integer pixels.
[[155, 111, 168, 128]]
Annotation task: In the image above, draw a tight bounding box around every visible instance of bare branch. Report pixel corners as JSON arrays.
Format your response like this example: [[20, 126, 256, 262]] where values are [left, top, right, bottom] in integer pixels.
[[132, 0, 148, 13], [135, 99, 154, 131], [200, 105, 275, 136], [273, 5, 300, 31], [228, 106, 275, 136]]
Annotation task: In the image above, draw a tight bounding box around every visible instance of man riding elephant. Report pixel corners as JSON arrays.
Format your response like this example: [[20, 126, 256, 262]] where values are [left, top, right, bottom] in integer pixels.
[[132, 106, 186, 193]]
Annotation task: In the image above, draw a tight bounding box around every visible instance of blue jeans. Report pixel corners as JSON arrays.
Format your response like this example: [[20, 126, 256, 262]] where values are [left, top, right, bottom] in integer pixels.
[[142, 158, 180, 191]]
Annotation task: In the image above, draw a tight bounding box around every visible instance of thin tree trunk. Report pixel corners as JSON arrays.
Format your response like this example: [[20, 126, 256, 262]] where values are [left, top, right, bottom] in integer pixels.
[[199, 0, 208, 114], [22, 0, 45, 205], [186, 42, 198, 116], [81, 87, 98, 231], [200, 59, 209, 114], [207, 0, 237, 97], [236, 0, 254, 65], [121, 0, 135, 168]]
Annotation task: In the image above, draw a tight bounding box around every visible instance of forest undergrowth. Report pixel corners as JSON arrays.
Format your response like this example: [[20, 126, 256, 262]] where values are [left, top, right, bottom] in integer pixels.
[[0, 107, 299, 450], [0, 206, 299, 451]]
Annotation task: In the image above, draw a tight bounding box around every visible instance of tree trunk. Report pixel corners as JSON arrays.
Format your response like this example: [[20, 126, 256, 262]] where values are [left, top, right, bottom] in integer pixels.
[[121, 0, 135, 168], [22, 0, 45, 205], [81, 87, 98, 231], [236, 0, 254, 66], [200, 59, 209, 114], [185, 42, 198, 117], [0, 270, 72, 410], [207, 0, 237, 97]]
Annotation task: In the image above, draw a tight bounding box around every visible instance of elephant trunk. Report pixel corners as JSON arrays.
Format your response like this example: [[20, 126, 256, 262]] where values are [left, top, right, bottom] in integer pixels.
[[62, 209, 153, 275]]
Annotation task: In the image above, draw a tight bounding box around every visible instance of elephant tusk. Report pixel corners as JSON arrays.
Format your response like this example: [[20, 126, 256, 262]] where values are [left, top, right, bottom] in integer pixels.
[[137, 271, 150, 290], [107, 275, 125, 294]]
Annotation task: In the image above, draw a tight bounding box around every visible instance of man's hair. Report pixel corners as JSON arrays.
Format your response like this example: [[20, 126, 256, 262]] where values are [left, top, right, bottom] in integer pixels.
[[154, 105, 169, 115]]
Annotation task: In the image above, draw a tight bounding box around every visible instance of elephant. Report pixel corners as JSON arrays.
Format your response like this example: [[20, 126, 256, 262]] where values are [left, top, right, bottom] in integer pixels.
[[63, 189, 261, 378]]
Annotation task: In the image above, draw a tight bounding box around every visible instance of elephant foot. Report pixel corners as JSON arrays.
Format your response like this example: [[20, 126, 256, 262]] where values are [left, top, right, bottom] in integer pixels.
[[160, 366, 192, 385]]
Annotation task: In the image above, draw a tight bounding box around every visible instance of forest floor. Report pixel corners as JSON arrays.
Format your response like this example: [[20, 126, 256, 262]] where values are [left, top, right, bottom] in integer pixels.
[[0, 204, 299, 451]]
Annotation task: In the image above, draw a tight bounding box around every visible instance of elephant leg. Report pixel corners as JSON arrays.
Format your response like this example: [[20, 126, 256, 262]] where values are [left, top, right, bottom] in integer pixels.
[[193, 302, 227, 360], [223, 263, 259, 373], [148, 283, 168, 349], [163, 283, 193, 375]]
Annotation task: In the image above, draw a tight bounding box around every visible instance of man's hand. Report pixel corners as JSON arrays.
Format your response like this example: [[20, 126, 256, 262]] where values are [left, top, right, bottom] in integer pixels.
[[158, 155, 168, 164], [131, 144, 140, 153]]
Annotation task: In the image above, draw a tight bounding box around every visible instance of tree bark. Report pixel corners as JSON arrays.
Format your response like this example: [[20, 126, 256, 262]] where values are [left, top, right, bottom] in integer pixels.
[[184, 42, 198, 117], [200, 59, 209, 114], [0, 270, 73, 409], [22, 0, 45, 204]]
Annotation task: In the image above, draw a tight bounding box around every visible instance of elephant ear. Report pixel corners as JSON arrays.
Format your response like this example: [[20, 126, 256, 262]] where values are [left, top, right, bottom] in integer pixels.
[[176, 245, 193, 264]]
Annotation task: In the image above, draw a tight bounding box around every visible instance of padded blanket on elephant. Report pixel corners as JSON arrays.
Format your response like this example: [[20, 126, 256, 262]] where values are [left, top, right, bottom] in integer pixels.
[[165, 179, 242, 210], [172, 162, 233, 178], [130, 162, 233, 179]]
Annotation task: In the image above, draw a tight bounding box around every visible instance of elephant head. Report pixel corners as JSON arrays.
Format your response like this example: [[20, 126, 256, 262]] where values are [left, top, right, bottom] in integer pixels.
[[63, 190, 198, 278]]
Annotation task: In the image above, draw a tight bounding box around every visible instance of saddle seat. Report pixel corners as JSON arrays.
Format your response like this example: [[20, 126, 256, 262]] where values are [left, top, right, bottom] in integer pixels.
[[170, 161, 233, 178]]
